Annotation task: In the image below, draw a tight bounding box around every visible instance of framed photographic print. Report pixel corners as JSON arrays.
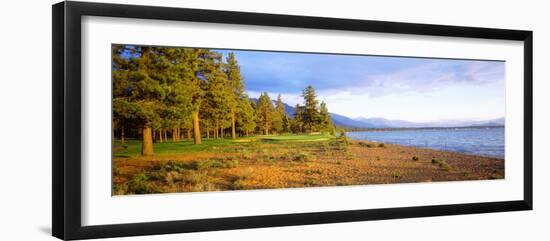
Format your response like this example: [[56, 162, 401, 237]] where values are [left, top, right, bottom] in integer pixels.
[[52, 1, 533, 240]]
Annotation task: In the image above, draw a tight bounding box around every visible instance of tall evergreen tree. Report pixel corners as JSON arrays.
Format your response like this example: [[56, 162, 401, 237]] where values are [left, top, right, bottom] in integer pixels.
[[275, 94, 292, 133], [236, 95, 256, 136], [224, 52, 245, 139], [255, 92, 276, 135], [112, 46, 165, 155], [273, 94, 285, 133], [301, 85, 320, 132], [181, 48, 204, 145], [292, 104, 304, 133], [162, 47, 195, 143], [319, 101, 334, 133], [112, 45, 133, 145], [202, 52, 232, 140]]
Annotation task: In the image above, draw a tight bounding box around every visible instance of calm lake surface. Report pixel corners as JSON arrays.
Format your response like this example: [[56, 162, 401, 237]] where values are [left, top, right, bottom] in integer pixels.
[[347, 127, 504, 158]]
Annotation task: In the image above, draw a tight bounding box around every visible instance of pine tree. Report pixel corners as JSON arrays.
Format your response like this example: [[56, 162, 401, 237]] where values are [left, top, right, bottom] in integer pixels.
[[112, 46, 166, 155], [256, 92, 276, 135], [292, 104, 304, 133], [161, 47, 195, 143], [202, 52, 232, 140], [224, 52, 245, 139], [236, 96, 256, 136], [112, 45, 131, 146], [319, 101, 334, 134], [301, 85, 320, 133], [273, 94, 284, 133]]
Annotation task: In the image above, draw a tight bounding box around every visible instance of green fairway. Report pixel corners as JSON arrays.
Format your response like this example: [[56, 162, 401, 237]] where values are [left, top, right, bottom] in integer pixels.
[[257, 134, 334, 142]]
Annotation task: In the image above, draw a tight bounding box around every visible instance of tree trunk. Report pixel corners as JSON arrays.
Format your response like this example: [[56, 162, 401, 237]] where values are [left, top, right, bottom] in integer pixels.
[[159, 129, 163, 143], [206, 128, 210, 139], [221, 127, 224, 139], [141, 126, 154, 156], [231, 111, 236, 140], [120, 126, 125, 145], [164, 130, 167, 143], [192, 111, 201, 144], [246, 129, 249, 136], [172, 128, 176, 142], [214, 123, 218, 140], [187, 129, 191, 141]]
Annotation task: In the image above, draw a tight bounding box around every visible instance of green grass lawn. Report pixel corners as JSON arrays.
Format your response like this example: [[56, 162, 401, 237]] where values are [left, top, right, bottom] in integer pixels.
[[258, 134, 334, 142], [114, 134, 336, 158]]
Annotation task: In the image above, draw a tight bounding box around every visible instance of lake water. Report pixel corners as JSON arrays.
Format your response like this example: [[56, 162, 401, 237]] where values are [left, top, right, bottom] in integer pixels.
[[347, 127, 504, 158]]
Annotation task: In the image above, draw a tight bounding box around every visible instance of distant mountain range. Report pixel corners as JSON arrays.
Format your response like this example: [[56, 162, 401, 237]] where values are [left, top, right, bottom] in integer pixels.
[[250, 98, 504, 128], [350, 116, 505, 128]]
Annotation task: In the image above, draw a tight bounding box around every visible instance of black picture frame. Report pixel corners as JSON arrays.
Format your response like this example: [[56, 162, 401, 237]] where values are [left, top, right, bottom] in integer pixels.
[[52, 1, 533, 240]]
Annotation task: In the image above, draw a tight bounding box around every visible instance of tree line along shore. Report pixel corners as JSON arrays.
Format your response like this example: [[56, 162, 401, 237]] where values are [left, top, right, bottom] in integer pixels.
[[113, 45, 336, 156]]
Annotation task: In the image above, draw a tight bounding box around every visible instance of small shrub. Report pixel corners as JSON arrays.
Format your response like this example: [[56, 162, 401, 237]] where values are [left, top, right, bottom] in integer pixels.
[[231, 168, 253, 190], [163, 171, 178, 183], [128, 172, 151, 194], [431, 158, 443, 164], [391, 171, 402, 179], [336, 161, 342, 165], [305, 169, 323, 175], [439, 162, 451, 171], [358, 142, 375, 148], [431, 158, 451, 171], [339, 130, 347, 139], [336, 178, 353, 186], [303, 178, 315, 186], [181, 170, 206, 185], [337, 131, 349, 145], [462, 171, 470, 177], [232, 179, 245, 190], [196, 159, 225, 170], [224, 159, 239, 168], [192, 159, 240, 170], [112, 183, 128, 195], [241, 152, 253, 160], [163, 169, 207, 185], [190, 182, 218, 192], [378, 143, 386, 148], [412, 156, 419, 161], [147, 171, 164, 181], [158, 161, 196, 172], [292, 152, 311, 162]]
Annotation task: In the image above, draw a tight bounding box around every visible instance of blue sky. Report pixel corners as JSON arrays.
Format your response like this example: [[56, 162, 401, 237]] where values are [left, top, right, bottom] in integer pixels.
[[219, 49, 505, 122]]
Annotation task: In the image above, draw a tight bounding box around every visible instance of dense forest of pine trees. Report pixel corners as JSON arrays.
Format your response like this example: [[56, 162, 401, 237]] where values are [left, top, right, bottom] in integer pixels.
[[112, 45, 335, 156]]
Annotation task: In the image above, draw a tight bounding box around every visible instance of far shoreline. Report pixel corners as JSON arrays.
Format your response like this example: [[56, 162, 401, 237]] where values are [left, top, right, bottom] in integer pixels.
[[344, 125, 504, 132]]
